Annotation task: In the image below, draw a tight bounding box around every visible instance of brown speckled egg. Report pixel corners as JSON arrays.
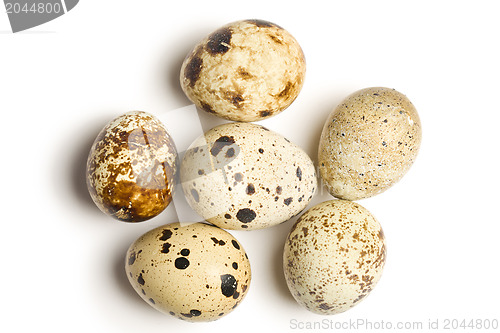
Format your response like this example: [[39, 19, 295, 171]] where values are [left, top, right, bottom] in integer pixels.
[[125, 222, 251, 322], [86, 111, 178, 222], [283, 200, 386, 315], [180, 19, 306, 122], [180, 122, 317, 230], [318, 87, 422, 200]]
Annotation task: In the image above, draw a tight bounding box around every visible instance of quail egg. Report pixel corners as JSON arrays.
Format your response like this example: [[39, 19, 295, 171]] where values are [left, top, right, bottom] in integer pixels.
[[180, 19, 306, 122], [318, 87, 422, 200], [283, 200, 386, 315], [180, 122, 317, 230], [125, 222, 251, 322], [86, 111, 178, 222]]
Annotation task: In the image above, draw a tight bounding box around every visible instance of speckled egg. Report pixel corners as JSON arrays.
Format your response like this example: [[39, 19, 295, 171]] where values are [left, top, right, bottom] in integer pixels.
[[125, 222, 251, 322], [283, 200, 386, 315], [86, 111, 178, 222], [318, 87, 422, 200], [180, 122, 317, 230], [180, 19, 306, 122]]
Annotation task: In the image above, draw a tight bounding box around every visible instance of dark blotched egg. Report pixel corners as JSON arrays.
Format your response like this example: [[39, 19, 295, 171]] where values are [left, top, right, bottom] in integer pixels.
[[180, 19, 306, 122], [125, 222, 251, 322]]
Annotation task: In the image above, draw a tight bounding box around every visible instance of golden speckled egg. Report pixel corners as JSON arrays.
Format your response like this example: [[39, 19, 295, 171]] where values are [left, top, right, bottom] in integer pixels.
[[125, 222, 251, 322], [180, 19, 306, 122], [86, 111, 178, 222], [318, 87, 422, 200], [283, 200, 386, 315], [180, 122, 317, 230]]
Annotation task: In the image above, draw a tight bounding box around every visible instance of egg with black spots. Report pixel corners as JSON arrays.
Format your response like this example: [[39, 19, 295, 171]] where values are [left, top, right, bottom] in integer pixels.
[[283, 200, 386, 315], [125, 222, 251, 322], [318, 87, 422, 200], [86, 111, 178, 222], [180, 122, 317, 230], [180, 19, 306, 122]]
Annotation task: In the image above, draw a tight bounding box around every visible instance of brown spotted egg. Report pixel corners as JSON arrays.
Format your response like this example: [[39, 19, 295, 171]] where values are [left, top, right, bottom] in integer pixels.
[[180, 19, 306, 122], [180, 122, 317, 230], [125, 222, 251, 322], [318, 87, 422, 200], [86, 111, 178, 222], [283, 200, 386, 315]]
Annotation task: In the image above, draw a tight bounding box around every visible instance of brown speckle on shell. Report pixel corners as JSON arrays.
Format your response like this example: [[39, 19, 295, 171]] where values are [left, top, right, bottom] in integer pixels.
[[283, 200, 386, 315], [318, 87, 421, 200]]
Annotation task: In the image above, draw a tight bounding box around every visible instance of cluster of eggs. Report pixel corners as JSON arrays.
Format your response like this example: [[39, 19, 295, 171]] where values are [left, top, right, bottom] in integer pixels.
[[86, 19, 421, 322]]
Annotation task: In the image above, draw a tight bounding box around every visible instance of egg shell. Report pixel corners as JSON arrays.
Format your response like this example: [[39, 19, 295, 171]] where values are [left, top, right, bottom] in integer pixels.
[[318, 87, 422, 200], [180, 19, 306, 122], [86, 111, 178, 222], [180, 122, 317, 230], [283, 200, 386, 315], [125, 222, 251, 322]]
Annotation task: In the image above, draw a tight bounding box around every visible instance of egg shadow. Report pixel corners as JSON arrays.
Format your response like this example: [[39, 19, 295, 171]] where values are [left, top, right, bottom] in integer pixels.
[[159, 24, 212, 106], [268, 218, 300, 302], [112, 242, 152, 310], [67, 116, 109, 209]]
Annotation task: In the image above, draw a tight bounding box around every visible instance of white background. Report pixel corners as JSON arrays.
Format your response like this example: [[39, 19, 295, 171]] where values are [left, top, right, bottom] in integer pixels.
[[1, 1, 499, 332]]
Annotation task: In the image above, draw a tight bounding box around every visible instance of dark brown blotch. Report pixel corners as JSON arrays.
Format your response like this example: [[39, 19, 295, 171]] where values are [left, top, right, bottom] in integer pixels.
[[161, 242, 171, 254], [220, 274, 238, 297], [137, 273, 145, 286], [174, 257, 190, 269], [296, 166, 302, 181], [319, 303, 334, 310], [246, 183, 255, 195], [225, 90, 244, 108], [236, 208, 256, 223], [128, 251, 136, 265], [259, 110, 272, 118], [206, 27, 232, 55], [210, 136, 235, 156], [159, 229, 173, 241], [278, 81, 294, 98], [211, 237, 226, 246], [199, 101, 216, 114], [184, 49, 203, 88]]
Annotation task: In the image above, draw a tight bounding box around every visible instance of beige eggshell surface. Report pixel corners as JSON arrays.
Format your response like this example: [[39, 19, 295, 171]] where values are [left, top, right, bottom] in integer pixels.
[[180, 19, 306, 122], [125, 222, 251, 322], [180, 122, 317, 230], [283, 200, 386, 315], [86, 111, 178, 222], [318, 87, 422, 200]]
